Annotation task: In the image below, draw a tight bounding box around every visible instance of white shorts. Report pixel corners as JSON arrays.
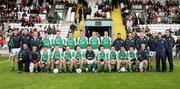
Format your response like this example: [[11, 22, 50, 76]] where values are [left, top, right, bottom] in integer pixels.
[[87, 60, 94, 65], [70, 49, 75, 53], [10, 48, 21, 56], [104, 49, 110, 54], [81, 49, 87, 54], [93, 49, 99, 57], [49, 35, 54, 43], [139, 60, 146, 68]]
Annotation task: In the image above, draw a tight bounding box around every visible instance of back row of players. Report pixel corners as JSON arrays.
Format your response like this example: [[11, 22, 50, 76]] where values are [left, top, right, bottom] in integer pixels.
[[8, 29, 175, 73]]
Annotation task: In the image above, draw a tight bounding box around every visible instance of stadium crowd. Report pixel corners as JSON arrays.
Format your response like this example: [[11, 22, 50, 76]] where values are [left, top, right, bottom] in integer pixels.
[[120, 0, 180, 31]]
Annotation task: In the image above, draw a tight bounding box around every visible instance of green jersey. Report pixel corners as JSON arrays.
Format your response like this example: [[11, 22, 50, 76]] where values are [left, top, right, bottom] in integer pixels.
[[127, 51, 137, 60], [118, 51, 127, 60], [41, 51, 51, 62], [77, 37, 88, 49], [42, 38, 51, 48], [98, 51, 107, 60], [66, 37, 76, 49], [64, 51, 73, 60], [101, 36, 111, 49], [51, 50, 63, 59], [108, 51, 117, 60], [8, 38, 13, 47], [53, 36, 64, 48], [74, 51, 85, 60], [89, 37, 100, 49]]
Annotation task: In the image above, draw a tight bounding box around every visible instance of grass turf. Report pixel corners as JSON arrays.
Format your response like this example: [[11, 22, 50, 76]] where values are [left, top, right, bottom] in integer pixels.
[[0, 57, 180, 89]]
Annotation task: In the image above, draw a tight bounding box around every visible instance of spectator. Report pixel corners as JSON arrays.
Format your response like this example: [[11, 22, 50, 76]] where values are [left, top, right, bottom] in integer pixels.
[[70, 23, 77, 34]]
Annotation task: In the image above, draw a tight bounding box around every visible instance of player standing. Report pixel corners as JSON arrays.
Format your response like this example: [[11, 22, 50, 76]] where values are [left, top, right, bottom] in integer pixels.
[[101, 31, 111, 54], [89, 31, 100, 56], [8, 29, 21, 71], [66, 32, 76, 51], [77, 30, 88, 53], [53, 31, 64, 51]]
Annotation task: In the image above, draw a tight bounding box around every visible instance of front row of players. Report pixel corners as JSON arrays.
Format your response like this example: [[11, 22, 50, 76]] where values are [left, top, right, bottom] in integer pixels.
[[18, 43, 150, 73]]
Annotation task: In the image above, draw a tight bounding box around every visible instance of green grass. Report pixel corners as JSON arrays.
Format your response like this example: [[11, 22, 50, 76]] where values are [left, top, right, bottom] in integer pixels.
[[0, 56, 9, 62], [0, 57, 180, 89]]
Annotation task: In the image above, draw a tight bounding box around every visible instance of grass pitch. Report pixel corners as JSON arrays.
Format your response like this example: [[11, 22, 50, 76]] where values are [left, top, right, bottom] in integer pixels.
[[0, 57, 180, 89]]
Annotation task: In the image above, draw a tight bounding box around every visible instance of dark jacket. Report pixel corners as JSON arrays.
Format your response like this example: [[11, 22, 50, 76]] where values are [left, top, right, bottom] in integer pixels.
[[125, 37, 135, 50], [86, 50, 95, 60], [21, 34, 32, 47], [164, 36, 175, 50], [135, 37, 148, 49], [29, 50, 40, 62], [9, 35, 21, 48], [137, 48, 150, 62], [19, 48, 30, 61], [30, 37, 42, 50], [148, 37, 157, 51], [155, 37, 166, 53], [113, 38, 125, 51]]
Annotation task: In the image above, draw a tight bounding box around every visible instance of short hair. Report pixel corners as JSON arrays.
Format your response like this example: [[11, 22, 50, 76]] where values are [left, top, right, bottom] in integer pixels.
[[56, 30, 60, 33], [80, 30, 84, 32], [32, 45, 37, 47], [55, 44, 59, 47], [129, 46, 134, 49], [44, 31, 48, 34], [43, 46, 48, 48], [117, 33, 121, 35], [98, 45, 104, 50], [158, 32, 162, 34]]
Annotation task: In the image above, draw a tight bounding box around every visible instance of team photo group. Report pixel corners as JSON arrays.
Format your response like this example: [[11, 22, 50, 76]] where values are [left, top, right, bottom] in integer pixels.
[[8, 28, 176, 73]]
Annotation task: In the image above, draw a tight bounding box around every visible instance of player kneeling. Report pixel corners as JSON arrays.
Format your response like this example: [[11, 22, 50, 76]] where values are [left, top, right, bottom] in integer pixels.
[[127, 47, 137, 72], [29, 46, 40, 73], [117, 47, 128, 72], [39, 46, 51, 72], [97, 46, 108, 72], [137, 44, 150, 72], [51, 45, 64, 73], [73, 45, 86, 72], [62, 46, 74, 72], [107, 46, 118, 72]]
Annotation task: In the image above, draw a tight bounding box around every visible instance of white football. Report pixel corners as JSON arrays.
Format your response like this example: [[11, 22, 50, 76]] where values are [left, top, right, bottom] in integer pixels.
[[53, 68, 59, 73], [120, 67, 126, 72], [76, 68, 82, 73]]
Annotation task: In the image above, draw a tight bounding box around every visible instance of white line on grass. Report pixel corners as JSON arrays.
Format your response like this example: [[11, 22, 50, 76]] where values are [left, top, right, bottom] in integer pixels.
[[0, 60, 9, 64]]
